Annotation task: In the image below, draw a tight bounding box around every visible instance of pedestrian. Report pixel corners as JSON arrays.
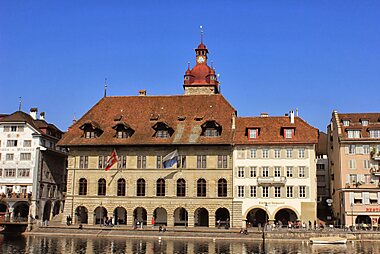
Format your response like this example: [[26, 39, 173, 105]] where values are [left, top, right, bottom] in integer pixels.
[[151, 217, 155, 228]]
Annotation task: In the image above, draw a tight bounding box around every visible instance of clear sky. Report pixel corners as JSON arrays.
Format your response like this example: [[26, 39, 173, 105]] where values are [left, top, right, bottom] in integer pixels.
[[1, 1, 379, 132]]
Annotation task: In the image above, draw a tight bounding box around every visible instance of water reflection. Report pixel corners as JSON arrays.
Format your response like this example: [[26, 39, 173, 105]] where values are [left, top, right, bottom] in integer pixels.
[[1, 234, 380, 254]]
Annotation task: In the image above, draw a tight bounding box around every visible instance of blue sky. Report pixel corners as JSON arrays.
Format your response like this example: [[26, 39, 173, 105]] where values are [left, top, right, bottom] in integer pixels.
[[1, 1, 379, 131]]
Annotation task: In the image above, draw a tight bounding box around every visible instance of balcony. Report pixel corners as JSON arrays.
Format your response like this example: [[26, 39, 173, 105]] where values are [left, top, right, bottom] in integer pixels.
[[370, 168, 380, 176], [0, 193, 32, 202], [371, 149, 380, 161], [257, 176, 287, 185]]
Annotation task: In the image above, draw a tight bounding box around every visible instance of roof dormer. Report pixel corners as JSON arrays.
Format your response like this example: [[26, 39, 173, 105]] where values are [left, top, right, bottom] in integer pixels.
[[246, 127, 260, 140], [201, 120, 222, 137], [112, 121, 134, 138], [281, 126, 296, 139], [80, 120, 103, 138], [152, 122, 174, 138]]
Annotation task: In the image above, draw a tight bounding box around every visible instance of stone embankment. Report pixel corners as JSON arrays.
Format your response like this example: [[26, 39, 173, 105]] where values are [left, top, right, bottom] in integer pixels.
[[26, 225, 380, 241]]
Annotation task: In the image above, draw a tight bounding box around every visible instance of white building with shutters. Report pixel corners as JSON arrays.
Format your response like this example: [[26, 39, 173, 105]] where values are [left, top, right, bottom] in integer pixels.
[[233, 112, 319, 228]]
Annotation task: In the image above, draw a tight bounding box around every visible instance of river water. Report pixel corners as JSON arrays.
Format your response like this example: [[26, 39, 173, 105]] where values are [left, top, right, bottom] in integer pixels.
[[0, 234, 379, 254]]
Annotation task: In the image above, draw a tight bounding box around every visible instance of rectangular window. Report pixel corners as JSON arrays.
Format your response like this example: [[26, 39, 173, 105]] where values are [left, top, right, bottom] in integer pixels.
[[250, 167, 257, 177], [238, 167, 245, 178], [287, 186, 293, 198], [350, 174, 357, 183], [348, 145, 356, 154], [6, 154, 14, 161], [348, 130, 360, 138], [370, 130, 380, 138], [156, 156, 162, 168], [137, 156, 146, 169], [274, 186, 281, 198], [23, 140, 32, 147], [299, 166, 305, 178], [197, 155, 207, 168], [250, 149, 256, 158], [117, 156, 127, 169], [3, 126, 10, 132], [79, 156, 88, 169], [299, 186, 306, 198], [248, 129, 258, 139], [156, 130, 169, 138], [262, 186, 269, 198], [217, 155, 228, 168], [274, 166, 281, 177], [364, 160, 370, 169], [362, 120, 369, 126], [274, 149, 280, 158], [18, 168, 30, 178], [317, 164, 325, 170], [98, 156, 107, 169], [237, 186, 245, 198], [286, 166, 293, 177], [250, 186, 257, 197], [262, 149, 269, 158], [20, 153, 31, 160], [286, 149, 293, 158], [5, 168, 16, 178], [262, 167, 269, 177], [178, 155, 186, 168], [363, 145, 370, 154], [6, 140, 18, 147], [285, 129, 293, 139], [298, 148, 305, 158], [349, 159, 356, 169], [343, 120, 350, 126]]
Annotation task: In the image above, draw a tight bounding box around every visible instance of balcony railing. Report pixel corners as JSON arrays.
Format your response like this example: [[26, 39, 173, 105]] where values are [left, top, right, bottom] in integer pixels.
[[0, 193, 32, 201], [257, 176, 287, 185], [370, 168, 380, 176]]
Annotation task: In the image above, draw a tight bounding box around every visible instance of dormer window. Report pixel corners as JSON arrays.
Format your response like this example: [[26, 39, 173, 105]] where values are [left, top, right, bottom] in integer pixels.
[[342, 120, 350, 126], [347, 130, 361, 138], [285, 128, 294, 139], [80, 121, 103, 139], [248, 128, 259, 139], [201, 120, 221, 137], [361, 120, 369, 126], [369, 130, 380, 138], [112, 122, 134, 139], [152, 122, 174, 138]]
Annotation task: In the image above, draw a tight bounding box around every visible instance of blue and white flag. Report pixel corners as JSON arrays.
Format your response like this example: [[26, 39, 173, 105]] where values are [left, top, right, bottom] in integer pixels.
[[163, 150, 178, 168]]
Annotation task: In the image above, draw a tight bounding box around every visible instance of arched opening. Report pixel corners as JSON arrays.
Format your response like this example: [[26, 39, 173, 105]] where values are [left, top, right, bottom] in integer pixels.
[[215, 208, 230, 228], [42, 200, 52, 222], [117, 178, 126, 196], [176, 178, 186, 197], [75, 206, 88, 224], [195, 208, 209, 227], [0, 202, 9, 222], [197, 179, 207, 197], [94, 206, 108, 225], [133, 207, 147, 226], [12, 202, 29, 222], [113, 207, 127, 225], [98, 178, 106, 196], [356, 215, 372, 227], [137, 178, 145, 196], [156, 178, 165, 196], [174, 207, 188, 226], [217, 179, 227, 197], [274, 208, 298, 225], [246, 208, 268, 227], [153, 207, 167, 226], [78, 178, 87, 195], [52, 201, 60, 217]]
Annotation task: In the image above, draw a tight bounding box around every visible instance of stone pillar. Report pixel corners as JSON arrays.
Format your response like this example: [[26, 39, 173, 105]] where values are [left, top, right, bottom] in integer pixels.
[[127, 213, 134, 227], [88, 212, 94, 225], [231, 201, 243, 228], [188, 214, 194, 227], [209, 215, 216, 228], [167, 212, 174, 227]]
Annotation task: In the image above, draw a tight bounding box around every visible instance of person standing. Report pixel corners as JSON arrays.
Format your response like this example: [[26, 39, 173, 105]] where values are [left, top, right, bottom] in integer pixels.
[[151, 217, 155, 228]]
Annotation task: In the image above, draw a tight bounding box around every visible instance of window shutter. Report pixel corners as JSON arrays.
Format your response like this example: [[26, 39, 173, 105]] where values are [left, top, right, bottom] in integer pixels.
[[257, 186, 262, 198], [345, 146, 349, 154], [269, 167, 274, 177], [363, 192, 370, 205], [306, 186, 309, 198], [294, 167, 298, 178], [346, 175, 350, 184], [350, 192, 354, 204], [378, 192, 380, 205], [305, 167, 309, 178], [357, 145, 363, 154]]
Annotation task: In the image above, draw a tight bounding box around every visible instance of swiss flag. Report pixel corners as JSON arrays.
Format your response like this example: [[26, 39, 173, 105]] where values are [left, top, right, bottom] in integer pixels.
[[105, 150, 118, 171]]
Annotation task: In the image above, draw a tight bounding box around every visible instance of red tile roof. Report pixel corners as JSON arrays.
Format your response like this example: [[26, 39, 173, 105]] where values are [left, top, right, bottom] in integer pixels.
[[234, 116, 318, 145], [337, 112, 380, 140], [58, 94, 236, 146]]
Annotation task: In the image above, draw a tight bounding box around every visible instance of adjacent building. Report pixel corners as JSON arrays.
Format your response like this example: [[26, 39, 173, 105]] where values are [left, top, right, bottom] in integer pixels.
[[233, 112, 319, 227], [328, 111, 380, 227], [0, 109, 67, 225]]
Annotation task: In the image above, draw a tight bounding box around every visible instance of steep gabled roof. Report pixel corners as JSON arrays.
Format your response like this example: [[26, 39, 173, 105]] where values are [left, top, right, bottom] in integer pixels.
[[234, 116, 318, 145], [58, 94, 236, 146], [336, 112, 380, 140]]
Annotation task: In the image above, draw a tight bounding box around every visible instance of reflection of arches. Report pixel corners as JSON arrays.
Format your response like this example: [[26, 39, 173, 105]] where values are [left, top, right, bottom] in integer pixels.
[[356, 215, 371, 225], [215, 208, 230, 226], [133, 207, 147, 225], [52, 201, 60, 217], [195, 208, 209, 227], [246, 208, 268, 226], [153, 207, 167, 226], [12, 202, 29, 221], [113, 207, 127, 225], [274, 208, 298, 224], [94, 206, 108, 225], [174, 207, 188, 226], [75, 206, 88, 224], [0, 202, 8, 212], [43, 200, 52, 221]]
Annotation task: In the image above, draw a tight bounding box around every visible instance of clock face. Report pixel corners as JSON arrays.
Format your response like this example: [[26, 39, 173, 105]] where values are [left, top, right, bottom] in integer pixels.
[[197, 56, 205, 64]]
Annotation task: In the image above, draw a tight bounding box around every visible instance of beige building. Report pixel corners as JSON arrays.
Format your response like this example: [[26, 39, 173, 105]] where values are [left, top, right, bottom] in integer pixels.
[[233, 111, 319, 227], [58, 41, 243, 228], [328, 111, 380, 227]]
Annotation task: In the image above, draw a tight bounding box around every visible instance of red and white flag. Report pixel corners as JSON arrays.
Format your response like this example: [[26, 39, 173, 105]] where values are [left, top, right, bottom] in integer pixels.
[[105, 150, 118, 171]]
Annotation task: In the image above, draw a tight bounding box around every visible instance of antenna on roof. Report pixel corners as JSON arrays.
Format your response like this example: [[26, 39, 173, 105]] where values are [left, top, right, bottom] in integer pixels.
[[18, 96, 22, 111], [200, 25, 204, 43], [104, 78, 107, 97], [187, 62, 190, 70]]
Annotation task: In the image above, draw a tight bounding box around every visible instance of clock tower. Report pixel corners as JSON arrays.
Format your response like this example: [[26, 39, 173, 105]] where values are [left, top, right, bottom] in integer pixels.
[[183, 41, 220, 95]]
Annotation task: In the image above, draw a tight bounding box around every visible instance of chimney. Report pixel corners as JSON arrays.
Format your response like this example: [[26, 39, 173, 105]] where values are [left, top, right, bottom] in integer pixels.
[[232, 112, 236, 130], [30, 108, 38, 120], [260, 112, 269, 117], [289, 110, 295, 124], [40, 112, 45, 120], [139, 90, 147, 96]]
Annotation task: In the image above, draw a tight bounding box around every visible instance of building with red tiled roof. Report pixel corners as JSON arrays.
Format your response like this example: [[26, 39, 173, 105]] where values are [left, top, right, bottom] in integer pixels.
[[0, 108, 67, 227], [328, 111, 380, 228], [233, 111, 319, 226]]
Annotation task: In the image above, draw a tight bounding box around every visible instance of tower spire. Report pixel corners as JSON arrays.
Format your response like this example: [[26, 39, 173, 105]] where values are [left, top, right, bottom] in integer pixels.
[[104, 78, 107, 97], [18, 96, 22, 111], [200, 25, 204, 43]]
